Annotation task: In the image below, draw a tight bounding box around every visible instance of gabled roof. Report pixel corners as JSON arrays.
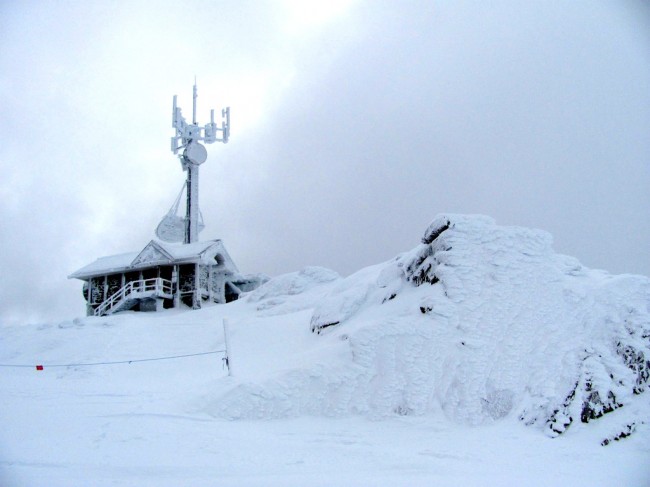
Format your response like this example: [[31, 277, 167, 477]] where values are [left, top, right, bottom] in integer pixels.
[[68, 239, 238, 280], [131, 241, 175, 267]]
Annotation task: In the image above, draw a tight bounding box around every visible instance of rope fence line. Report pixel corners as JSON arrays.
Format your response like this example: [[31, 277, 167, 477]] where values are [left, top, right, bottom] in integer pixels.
[[0, 350, 227, 369]]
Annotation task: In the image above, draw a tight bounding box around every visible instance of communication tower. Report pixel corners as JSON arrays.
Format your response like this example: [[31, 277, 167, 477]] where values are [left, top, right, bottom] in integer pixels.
[[156, 81, 230, 244]]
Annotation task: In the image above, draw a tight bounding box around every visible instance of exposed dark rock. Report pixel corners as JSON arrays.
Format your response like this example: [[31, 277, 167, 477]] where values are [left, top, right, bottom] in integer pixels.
[[546, 381, 578, 436], [404, 245, 441, 286], [403, 217, 453, 287], [311, 321, 340, 334], [394, 404, 413, 416], [601, 423, 639, 446], [580, 388, 621, 423], [617, 342, 650, 394], [422, 218, 451, 244]]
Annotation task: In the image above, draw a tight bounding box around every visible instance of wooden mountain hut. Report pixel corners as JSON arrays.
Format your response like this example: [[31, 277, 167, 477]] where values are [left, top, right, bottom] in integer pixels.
[[69, 239, 265, 317]]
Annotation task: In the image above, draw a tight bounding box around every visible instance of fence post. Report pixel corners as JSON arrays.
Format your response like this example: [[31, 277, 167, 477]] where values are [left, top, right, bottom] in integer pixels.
[[222, 318, 233, 376]]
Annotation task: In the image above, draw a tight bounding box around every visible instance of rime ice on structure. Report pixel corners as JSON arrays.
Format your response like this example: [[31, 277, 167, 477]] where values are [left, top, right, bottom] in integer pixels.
[[69, 83, 265, 316]]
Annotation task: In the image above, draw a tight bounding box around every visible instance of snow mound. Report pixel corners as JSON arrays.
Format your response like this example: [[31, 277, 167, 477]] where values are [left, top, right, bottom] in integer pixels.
[[212, 214, 650, 439], [247, 266, 340, 302], [245, 266, 341, 315]]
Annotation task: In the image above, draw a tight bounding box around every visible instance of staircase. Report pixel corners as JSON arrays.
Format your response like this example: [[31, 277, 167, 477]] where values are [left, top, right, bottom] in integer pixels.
[[94, 278, 174, 316]]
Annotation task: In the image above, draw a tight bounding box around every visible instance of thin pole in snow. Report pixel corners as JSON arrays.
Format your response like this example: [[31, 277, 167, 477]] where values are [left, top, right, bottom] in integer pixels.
[[222, 318, 233, 376]]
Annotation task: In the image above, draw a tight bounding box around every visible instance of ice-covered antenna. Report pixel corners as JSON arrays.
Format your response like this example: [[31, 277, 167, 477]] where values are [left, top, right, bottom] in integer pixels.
[[171, 81, 230, 154], [164, 81, 230, 244]]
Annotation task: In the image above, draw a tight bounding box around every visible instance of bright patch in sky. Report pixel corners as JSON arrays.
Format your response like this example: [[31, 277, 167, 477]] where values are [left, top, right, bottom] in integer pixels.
[[189, 72, 283, 136], [282, 0, 357, 34]]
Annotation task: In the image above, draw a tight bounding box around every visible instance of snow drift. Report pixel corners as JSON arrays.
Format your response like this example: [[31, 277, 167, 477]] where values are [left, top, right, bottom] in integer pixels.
[[213, 214, 650, 440]]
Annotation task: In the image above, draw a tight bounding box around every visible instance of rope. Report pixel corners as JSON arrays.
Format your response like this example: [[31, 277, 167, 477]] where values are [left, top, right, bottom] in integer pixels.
[[169, 183, 185, 215], [0, 350, 226, 369], [169, 183, 205, 226]]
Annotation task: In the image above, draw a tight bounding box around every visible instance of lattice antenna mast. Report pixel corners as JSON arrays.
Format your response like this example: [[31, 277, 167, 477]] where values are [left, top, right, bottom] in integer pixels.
[[170, 81, 230, 244]]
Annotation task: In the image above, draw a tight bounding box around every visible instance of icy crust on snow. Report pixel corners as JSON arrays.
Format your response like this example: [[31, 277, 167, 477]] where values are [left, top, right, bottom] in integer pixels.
[[212, 214, 650, 437]]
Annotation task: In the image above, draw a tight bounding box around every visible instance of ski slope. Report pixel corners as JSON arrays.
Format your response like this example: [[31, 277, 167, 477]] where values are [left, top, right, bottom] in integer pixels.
[[1, 214, 649, 486]]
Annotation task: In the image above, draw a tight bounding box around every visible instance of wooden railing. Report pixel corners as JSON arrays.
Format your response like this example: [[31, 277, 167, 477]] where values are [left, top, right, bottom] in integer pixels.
[[94, 278, 173, 316]]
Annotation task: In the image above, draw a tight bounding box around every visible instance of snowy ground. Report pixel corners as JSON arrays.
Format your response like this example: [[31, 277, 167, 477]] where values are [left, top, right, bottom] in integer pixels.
[[2, 215, 650, 486], [2, 306, 649, 487]]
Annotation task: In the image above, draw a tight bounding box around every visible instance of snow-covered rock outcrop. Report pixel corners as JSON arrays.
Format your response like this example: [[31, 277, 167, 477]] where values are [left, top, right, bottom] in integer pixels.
[[213, 214, 650, 440]]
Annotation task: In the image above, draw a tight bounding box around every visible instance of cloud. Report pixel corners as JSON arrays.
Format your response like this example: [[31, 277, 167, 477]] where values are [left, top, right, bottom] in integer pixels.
[[1, 1, 648, 325]]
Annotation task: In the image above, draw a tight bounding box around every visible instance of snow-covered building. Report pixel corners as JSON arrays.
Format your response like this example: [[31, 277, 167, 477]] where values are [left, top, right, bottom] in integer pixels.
[[69, 239, 265, 317], [69, 84, 266, 317]]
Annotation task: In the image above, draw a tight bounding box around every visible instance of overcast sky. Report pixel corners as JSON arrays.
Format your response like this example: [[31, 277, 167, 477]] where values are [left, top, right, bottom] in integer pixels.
[[1, 0, 649, 325]]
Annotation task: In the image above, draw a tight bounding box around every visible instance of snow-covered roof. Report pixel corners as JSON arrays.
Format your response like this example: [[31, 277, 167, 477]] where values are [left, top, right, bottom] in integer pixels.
[[68, 239, 238, 280]]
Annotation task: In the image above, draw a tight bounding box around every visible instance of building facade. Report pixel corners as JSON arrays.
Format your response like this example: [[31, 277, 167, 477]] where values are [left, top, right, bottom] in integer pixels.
[[69, 239, 265, 316]]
